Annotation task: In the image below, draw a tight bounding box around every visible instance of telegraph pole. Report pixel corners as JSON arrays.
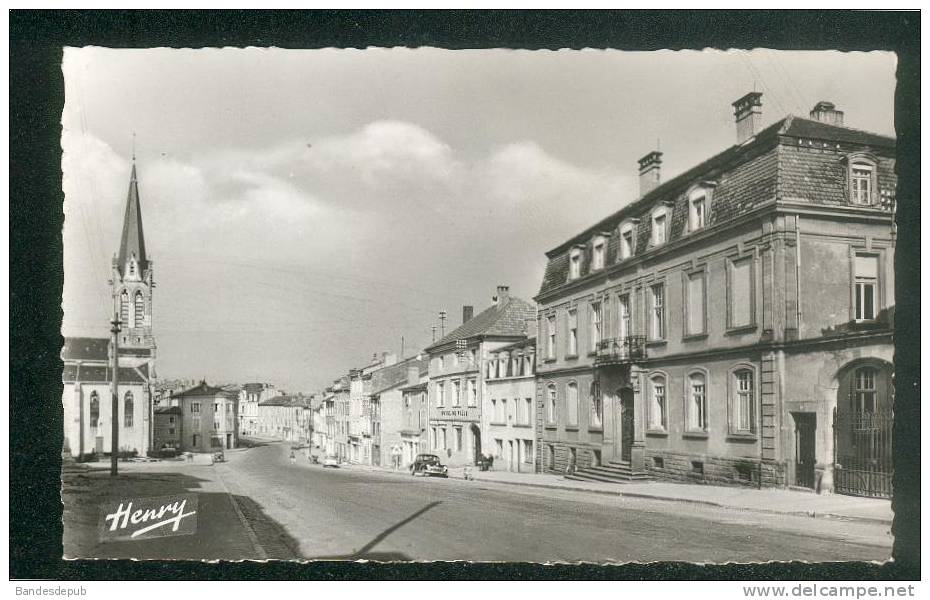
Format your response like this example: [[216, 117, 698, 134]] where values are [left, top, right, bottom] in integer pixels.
[[110, 312, 122, 476]]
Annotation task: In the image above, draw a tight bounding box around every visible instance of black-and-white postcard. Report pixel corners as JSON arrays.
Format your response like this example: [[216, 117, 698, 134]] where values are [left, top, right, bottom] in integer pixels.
[[9, 7, 921, 593]]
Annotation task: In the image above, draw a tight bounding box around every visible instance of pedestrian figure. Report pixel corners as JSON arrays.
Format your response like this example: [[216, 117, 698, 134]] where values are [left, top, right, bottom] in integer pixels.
[[289, 450, 296, 465]]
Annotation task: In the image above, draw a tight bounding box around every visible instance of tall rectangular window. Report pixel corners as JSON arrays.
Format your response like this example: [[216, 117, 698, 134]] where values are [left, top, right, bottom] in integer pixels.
[[436, 382, 445, 407], [690, 195, 706, 231], [566, 383, 579, 426], [546, 385, 557, 424], [621, 229, 634, 259], [686, 271, 706, 335], [569, 249, 582, 279], [455, 427, 463, 451], [687, 372, 707, 432], [546, 315, 556, 359], [650, 284, 666, 340], [592, 240, 605, 270], [729, 257, 753, 328], [649, 376, 667, 430], [854, 254, 878, 321], [567, 309, 578, 356], [525, 398, 533, 425], [652, 213, 667, 245], [733, 370, 756, 433], [590, 302, 602, 351], [452, 380, 461, 407], [467, 379, 477, 407], [851, 165, 873, 205], [618, 294, 631, 338]]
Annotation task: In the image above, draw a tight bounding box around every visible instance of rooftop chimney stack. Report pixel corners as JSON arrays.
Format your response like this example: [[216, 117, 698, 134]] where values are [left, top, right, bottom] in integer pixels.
[[381, 352, 397, 366], [809, 101, 844, 126], [462, 305, 474, 324], [495, 285, 510, 308], [406, 365, 419, 386], [732, 91, 763, 144], [637, 151, 663, 197]]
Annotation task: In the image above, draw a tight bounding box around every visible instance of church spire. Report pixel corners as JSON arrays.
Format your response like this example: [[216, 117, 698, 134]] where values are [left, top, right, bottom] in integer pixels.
[[116, 158, 148, 279]]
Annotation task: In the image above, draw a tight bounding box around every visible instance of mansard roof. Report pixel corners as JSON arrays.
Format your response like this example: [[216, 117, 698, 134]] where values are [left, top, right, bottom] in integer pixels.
[[538, 115, 896, 298]]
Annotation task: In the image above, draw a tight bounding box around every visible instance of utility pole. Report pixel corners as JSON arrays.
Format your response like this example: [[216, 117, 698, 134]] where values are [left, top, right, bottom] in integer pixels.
[[110, 312, 122, 476], [439, 309, 447, 338], [400, 336, 405, 359]]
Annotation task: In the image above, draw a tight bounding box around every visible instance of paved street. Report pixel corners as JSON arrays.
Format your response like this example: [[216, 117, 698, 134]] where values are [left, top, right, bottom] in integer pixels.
[[213, 442, 892, 563]]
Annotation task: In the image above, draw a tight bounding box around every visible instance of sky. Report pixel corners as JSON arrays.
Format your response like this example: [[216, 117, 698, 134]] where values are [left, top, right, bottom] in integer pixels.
[[61, 48, 896, 392]]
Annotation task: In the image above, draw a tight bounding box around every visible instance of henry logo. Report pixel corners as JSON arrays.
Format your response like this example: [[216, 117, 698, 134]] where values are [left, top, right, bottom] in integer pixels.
[[99, 494, 198, 541]]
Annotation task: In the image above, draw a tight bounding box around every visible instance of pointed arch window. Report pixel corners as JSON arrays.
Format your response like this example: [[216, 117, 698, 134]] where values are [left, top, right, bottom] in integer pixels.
[[119, 290, 130, 324], [89, 391, 100, 428], [134, 291, 145, 327], [124, 391, 134, 428]]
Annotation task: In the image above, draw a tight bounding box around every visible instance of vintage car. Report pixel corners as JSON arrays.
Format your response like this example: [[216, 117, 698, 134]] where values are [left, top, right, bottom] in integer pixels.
[[321, 455, 340, 468], [410, 453, 449, 478]]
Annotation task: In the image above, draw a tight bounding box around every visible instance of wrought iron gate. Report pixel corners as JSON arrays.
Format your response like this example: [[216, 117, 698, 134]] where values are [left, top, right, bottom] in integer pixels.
[[833, 406, 893, 498]]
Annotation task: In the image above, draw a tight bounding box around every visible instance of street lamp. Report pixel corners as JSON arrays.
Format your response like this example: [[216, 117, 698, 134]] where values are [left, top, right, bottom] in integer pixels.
[[110, 313, 122, 477]]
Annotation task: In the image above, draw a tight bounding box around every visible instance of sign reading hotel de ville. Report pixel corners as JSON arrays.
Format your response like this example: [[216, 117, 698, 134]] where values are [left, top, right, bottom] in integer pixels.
[[98, 494, 198, 542]]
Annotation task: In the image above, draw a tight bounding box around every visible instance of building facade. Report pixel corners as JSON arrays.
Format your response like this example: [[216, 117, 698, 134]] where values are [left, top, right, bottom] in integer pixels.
[[256, 394, 314, 442], [61, 161, 156, 459], [534, 94, 895, 496], [425, 287, 536, 467], [238, 382, 278, 438], [173, 381, 239, 451], [484, 337, 537, 472], [153, 405, 183, 452], [399, 381, 429, 466], [368, 356, 428, 468]]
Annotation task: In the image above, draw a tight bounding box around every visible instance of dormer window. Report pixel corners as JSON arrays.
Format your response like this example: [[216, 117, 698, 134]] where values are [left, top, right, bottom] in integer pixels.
[[651, 208, 668, 246], [851, 164, 874, 205], [846, 154, 878, 206], [689, 191, 706, 231], [591, 236, 606, 271], [569, 246, 583, 280], [619, 221, 636, 260]]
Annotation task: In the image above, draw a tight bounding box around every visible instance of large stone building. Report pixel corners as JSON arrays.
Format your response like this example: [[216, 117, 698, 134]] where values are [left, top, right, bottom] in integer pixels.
[[425, 287, 536, 467], [534, 94, 895, 497], [484, 336, 537, 472], [61, 161, 157, 459], [399, 380, 429, 467]]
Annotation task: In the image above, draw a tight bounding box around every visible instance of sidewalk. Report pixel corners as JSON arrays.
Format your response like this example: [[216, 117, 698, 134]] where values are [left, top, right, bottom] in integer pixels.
[[340, 461, 892, 525], [61, 457, 263, 559]]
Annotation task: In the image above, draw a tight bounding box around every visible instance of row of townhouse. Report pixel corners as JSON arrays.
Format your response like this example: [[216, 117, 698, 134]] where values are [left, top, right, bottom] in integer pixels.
[[417, 93, 895, 499], [309, 93, 894, 500], [317, 354, 430, 467]]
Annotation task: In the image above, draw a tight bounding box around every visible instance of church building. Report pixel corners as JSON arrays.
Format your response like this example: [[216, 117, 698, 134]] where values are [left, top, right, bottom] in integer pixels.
[[62, 160, 157, 459]]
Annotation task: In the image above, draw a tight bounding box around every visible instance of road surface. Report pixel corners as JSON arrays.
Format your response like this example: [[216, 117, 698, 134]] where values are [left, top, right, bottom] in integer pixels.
[[215, 442, 892, 563]]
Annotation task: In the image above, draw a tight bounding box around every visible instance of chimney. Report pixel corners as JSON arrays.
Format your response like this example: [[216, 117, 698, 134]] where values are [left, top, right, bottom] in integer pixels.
[[732, 91, 763, 144], [381, 352, 397, 366], [809, 101, 844, 126], [406, 365, 419, 386], [524, 317, 538, 339], [637, 151, 663, 197], [495, 285, 510, 308], [462, 305, 474, 324]]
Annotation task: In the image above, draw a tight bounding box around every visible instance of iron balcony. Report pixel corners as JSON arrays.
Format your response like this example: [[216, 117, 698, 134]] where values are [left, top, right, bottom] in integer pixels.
[[595, 336, 647, 366]]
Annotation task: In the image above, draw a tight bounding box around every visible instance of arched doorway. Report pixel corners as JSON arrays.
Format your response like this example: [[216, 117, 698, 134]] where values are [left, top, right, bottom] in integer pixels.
[[470, 423, 482, 465], [834, 360, 893, 498]]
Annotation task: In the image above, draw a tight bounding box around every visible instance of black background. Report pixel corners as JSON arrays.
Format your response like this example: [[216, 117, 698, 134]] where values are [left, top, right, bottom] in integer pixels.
[[9, 9, 920, 581]]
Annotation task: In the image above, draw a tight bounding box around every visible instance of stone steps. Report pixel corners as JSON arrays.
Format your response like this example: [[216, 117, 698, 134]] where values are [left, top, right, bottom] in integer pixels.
[[565, 460, 650, 484]]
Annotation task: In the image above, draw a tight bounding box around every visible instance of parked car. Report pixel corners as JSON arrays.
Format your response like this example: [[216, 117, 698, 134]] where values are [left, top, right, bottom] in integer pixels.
[[410, 454, 449, 478], [322, 455, 340, 468]]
